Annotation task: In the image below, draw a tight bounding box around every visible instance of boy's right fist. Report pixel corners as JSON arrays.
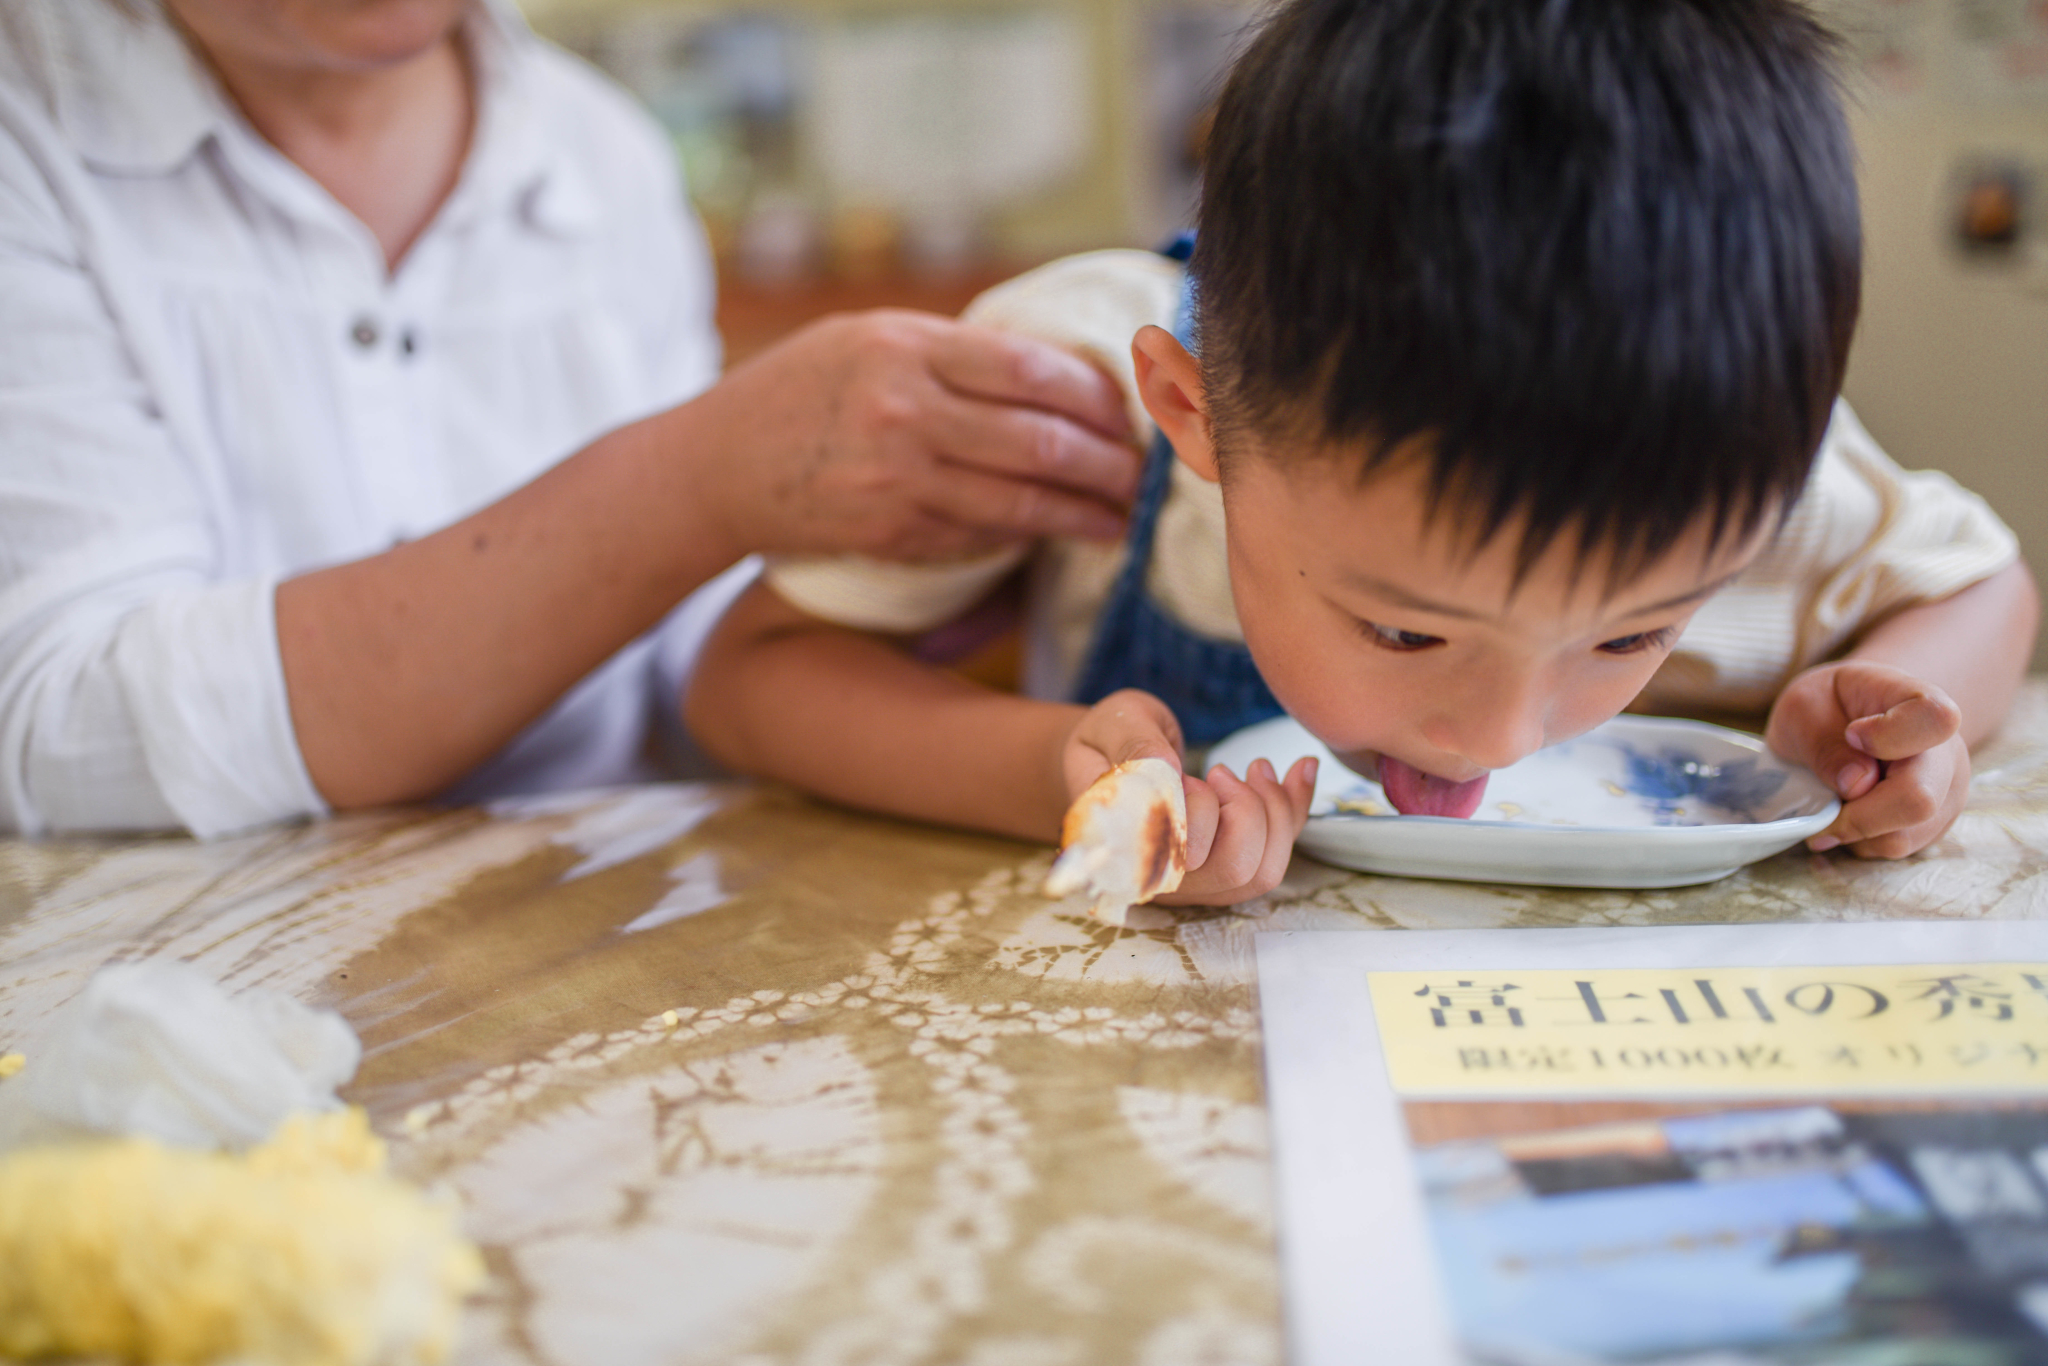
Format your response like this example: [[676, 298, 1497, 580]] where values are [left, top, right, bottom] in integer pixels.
[[1060, 689, 1318, 911], [1765, 660, 1970, 859]]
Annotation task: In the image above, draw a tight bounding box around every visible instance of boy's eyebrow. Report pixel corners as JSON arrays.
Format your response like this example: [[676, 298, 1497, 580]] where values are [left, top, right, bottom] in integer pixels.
[[1343, 576, 1490, 621], [1343, 572, 1743, 621], [1621, 575, 1744, 617]]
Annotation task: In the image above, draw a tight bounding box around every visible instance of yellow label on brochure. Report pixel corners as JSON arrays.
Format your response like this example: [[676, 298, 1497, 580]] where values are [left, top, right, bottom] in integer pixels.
[[1367, 964, 2048, 1098]]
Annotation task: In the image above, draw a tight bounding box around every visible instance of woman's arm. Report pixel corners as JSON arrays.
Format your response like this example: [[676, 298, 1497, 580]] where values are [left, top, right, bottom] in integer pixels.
[[279, 311, 1137, 810]]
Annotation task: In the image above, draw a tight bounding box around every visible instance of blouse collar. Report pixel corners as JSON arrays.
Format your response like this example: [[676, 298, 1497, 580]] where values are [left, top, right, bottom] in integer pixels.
[[46, 0, 224, 175]]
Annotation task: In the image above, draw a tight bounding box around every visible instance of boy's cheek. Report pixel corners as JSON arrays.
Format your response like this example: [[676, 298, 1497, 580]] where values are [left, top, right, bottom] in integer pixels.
[[1544, 666, 1664, 747]]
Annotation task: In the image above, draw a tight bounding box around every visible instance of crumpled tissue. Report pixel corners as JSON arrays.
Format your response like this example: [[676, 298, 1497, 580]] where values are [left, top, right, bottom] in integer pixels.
[[0, 960, 361, 1153]]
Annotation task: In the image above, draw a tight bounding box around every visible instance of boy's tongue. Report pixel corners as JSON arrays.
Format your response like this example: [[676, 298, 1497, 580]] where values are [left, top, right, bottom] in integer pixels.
[[1377, 756, 1490, 819]]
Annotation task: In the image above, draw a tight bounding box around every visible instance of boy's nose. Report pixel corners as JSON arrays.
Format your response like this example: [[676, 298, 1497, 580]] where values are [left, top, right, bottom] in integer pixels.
[[1425, 674, 1549, 772]]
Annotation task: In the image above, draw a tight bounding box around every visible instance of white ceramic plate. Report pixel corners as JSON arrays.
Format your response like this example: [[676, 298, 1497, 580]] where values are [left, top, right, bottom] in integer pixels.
[[1205, 714, 1840, 889]]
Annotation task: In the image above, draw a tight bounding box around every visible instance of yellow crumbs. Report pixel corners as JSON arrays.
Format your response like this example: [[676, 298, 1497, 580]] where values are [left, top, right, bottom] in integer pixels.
[[0, 1054, 23, 1079], [0, 1107, 483, 1366]]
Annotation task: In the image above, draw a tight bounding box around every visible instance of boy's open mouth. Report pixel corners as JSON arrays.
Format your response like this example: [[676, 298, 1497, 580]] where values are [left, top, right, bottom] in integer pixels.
[[1375, 756, 1490, 819]]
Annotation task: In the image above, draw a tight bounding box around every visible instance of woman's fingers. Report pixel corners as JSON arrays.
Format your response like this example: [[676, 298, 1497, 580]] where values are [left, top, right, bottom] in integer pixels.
[[914, 451, 1127, 545], [920, 324, 1142, 535], [926, 320, 1134, 445], [706, 309, 1141, 559]]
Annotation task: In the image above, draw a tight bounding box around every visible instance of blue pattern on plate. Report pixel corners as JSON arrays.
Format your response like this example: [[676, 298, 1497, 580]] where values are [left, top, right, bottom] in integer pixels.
[[1617, 745, 1788, 825]]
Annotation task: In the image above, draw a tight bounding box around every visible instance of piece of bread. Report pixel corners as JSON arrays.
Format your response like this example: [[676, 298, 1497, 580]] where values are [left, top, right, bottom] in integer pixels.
[[1042, 757, 1187, 925]]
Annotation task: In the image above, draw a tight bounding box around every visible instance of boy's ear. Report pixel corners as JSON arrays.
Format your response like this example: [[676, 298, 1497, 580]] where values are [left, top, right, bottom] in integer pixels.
[[1131, 325, 1221, 484]]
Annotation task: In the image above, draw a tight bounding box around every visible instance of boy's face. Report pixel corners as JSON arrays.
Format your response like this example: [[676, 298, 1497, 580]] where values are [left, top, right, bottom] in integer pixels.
[[1133, 326, 1768, 816]]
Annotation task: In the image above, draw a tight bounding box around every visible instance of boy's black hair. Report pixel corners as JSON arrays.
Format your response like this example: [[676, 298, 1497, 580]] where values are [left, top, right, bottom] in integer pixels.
[[1191, 0, 1861, 578]]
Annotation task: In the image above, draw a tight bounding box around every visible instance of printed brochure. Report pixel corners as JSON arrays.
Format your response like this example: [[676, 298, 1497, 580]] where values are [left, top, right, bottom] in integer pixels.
[[1255, 921, 2048, 1366]]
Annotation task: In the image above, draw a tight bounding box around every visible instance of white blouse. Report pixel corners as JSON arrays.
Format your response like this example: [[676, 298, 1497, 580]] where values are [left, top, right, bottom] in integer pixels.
[[0, 0, 739, 837]]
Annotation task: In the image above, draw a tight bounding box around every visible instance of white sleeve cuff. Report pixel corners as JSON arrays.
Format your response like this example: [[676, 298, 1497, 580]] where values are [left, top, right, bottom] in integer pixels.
[[111, 579, 327, 839]]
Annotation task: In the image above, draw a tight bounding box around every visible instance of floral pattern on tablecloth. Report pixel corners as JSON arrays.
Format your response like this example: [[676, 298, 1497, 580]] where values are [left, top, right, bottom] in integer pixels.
[[0, 684, 2044, 1365]]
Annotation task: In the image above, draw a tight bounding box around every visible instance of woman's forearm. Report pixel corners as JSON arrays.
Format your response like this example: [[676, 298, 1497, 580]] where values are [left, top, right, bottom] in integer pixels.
[[279, 307, 1142, 812], [686, 583, 1081, 842], [1843, 559, 2039, 748], [278, 405, 746, 809]]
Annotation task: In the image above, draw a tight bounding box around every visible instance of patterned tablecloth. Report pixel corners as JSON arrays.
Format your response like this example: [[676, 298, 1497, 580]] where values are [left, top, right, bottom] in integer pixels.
[[4, 683, 2047, 1366]]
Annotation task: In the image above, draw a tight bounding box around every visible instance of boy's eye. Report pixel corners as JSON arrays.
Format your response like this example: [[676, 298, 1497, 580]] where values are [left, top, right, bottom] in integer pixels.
[[1360, 620, 1444, 652], [1597, 626, 1680, 656]]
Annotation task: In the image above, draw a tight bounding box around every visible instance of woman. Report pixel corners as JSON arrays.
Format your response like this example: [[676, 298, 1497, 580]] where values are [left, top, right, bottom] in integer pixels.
[[0, 0, 1138, 836]]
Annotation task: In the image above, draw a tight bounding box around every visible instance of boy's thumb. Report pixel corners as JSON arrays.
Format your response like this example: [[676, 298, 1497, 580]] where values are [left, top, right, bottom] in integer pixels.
[[1113, 736, 1183, 771]]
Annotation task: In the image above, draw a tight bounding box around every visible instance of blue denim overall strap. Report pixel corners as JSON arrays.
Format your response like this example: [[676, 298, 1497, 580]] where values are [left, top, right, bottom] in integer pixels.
[[1068, 259, 1283, 748]]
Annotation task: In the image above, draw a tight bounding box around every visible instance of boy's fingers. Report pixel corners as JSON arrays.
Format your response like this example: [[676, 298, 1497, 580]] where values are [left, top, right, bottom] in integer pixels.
[[1810, 752, 1952, 854], [1284, 757, 1320, 823], [1765, 680, 1847, 769], [1066, 750, 1113, 799], [1774, 708, 1880, 804], [1182, 774, 1220, 871], [1244, 761, 1301, 897], [1191, 765, 1265, 891], [1811, 736, 1883, 805], [1111, 736, 1181, 769], [1767, 682, 1879, 802], [1843, 689, 1963, 762], [1164, 758, 1317, 905], [1853, 750, 1969, 859]]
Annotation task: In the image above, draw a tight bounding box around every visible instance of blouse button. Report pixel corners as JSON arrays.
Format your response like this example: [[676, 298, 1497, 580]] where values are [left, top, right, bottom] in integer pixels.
[[349, 317, 380, 349]]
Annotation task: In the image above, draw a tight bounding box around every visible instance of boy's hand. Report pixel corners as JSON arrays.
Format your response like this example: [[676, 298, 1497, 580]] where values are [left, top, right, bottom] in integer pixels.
[[1065, 689, 1318, 905], [1765, 661, 1970, 859]]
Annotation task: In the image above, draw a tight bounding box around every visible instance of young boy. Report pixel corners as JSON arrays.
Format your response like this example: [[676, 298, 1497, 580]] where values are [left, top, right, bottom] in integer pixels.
[[688, 0, 2037, 906]]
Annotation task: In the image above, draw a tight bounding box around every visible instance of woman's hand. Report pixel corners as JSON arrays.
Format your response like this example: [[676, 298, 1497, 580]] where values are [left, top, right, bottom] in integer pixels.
[[695, 309, 1140, 563], [1064, 689, 1318, 905], [1766, 661, 1970, 859]]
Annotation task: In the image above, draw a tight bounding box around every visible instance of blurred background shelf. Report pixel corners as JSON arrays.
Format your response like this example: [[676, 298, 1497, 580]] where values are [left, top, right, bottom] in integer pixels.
[[715, 268, 1018, 365]]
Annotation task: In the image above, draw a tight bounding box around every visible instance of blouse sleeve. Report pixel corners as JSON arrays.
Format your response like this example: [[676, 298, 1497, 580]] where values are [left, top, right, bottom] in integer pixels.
[[0, 96, 323, 837]]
